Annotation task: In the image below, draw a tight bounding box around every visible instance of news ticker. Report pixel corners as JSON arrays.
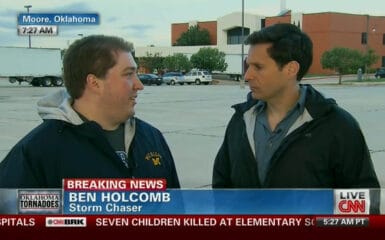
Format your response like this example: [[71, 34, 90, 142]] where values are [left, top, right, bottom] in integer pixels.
[[0, 216, 382, 228], [0, 179, 382, 215], [17, 13, 99, 36]]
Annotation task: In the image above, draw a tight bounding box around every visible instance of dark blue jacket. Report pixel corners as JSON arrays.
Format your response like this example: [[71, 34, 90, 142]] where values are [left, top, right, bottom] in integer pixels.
[[0, 118, 180, 188]]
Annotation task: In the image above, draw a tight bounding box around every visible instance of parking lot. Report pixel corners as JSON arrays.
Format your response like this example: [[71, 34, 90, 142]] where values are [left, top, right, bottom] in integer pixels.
[[0, 78, 384, 188]]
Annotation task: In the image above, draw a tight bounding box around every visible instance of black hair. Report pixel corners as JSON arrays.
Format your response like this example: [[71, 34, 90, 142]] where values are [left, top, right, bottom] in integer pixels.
[[245, 23, 313, 80]]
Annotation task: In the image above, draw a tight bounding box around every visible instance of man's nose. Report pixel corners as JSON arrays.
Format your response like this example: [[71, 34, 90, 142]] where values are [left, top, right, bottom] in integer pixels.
[[244, 67, 252, 82], [134, 75, 144, 90]]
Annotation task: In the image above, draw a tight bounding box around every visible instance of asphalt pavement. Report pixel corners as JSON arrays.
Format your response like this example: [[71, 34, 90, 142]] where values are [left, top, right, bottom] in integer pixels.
[[0, 77, 384, 190]]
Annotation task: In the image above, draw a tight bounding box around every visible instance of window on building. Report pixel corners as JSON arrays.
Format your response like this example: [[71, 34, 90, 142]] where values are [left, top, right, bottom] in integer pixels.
[[227, 27, 250, 45], [361, 32, 367, 44], [261, 19, 265, 28], [382, 56, 385, 67], [383, 34, 385, 45]]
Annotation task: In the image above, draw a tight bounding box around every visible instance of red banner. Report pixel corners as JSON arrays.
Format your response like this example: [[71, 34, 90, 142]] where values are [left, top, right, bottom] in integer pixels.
[[1, 215, 384, 239]]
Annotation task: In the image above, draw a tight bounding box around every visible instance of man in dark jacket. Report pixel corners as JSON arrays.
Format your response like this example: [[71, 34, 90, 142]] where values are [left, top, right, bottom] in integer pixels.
[[212, 23, 379, 190], [0, 35, 180, 188]]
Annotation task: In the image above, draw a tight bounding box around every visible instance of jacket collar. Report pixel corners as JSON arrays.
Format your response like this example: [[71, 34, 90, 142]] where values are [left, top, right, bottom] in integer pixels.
[[232, 84, 337, 120]]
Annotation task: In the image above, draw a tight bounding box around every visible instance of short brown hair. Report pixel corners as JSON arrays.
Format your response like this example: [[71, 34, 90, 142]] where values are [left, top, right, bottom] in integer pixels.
[[63, 35, 134, 99]]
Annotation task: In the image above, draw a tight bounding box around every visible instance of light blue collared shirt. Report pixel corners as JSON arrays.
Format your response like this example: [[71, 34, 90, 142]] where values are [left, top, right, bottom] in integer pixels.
[[253, 85, 307, 184]]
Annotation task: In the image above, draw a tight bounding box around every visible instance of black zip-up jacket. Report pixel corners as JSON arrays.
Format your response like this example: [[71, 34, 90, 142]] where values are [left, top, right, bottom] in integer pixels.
[[213, 85, 379, 189]]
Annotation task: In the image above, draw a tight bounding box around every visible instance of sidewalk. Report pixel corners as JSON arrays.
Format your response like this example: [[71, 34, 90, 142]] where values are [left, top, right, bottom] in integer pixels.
[[213, 74, 385, 86], [302, 74, 383, 85]]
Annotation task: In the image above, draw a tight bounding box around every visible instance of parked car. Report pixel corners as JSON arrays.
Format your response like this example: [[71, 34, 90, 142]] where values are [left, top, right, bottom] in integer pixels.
[[162, 72, 185, 85], [183, 70, 212, 85], [374, 68, 385, 79], [138, 74, 163, 85]]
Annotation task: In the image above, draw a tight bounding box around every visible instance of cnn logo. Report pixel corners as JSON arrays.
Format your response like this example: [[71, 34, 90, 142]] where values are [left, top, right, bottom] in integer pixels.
[[334, 189, 370, 215]]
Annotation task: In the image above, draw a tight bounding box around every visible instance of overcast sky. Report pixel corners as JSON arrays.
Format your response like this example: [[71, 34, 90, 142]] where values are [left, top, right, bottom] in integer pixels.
[[0, 0, 383, 49]]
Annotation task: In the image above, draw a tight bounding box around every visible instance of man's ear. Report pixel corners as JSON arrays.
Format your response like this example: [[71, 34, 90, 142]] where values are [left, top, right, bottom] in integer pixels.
[[86, 74, 102, 93], [286, 60, 300, 79]]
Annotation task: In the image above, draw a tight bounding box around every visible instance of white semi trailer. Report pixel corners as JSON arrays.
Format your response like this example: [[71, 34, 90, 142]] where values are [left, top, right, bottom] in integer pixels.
[[0, 46, 63, 87], [135, 44, 248, 81], [218, 53, 246, 80]]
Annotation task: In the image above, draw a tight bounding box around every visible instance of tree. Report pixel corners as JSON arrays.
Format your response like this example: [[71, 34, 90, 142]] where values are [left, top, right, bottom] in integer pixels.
[[362, 48, 379, 79], [163, 53, 191, 72], [190, 47, 227, 72], [175, 25, 211, 46], [138, 52, 164, 73], [321, 47, 364, 84]]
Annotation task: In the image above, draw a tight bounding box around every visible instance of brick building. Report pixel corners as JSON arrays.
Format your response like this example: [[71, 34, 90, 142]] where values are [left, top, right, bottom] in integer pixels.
[[168, 11, 385, 75], [266, 11, 385, 74], [171, 21, 217, 46]]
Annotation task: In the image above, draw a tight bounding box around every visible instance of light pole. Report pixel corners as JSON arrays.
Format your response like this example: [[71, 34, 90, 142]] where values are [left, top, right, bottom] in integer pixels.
[[24, 5, 32, 48], [240, 0, 245, 88], [364, 15, 377, 80], [365, 15, 369, 80]]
